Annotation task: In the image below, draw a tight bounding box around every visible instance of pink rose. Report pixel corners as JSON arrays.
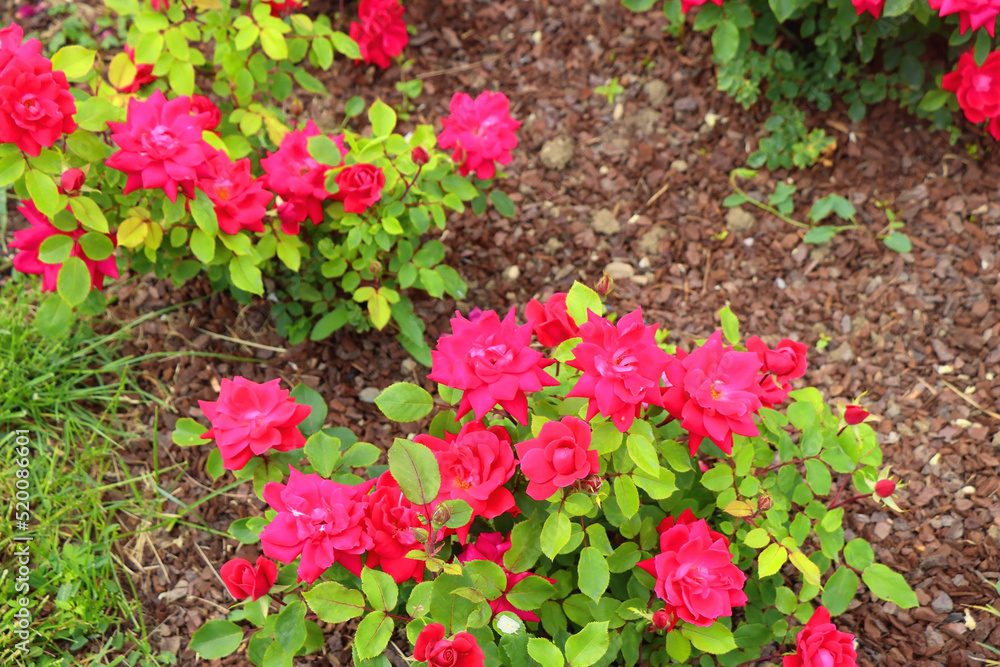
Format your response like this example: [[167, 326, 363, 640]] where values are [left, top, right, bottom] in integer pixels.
[[942, 51, 1000, 126], [363, 472, 433, 583], [428, 309, 558, 425], [928, 0, 1000, 36], [746, 335, 807, 407], [415, 422, 517, 540], [260, 469, 376, 583], [333, 163, 384, 213], [60, 168, 85, 193], [220, 556, 277, 601], [637, 517, 747, 627], [679, 0, 723, 13], [349, 0, 408, 69], [438, 91, 520, 180], [10, 200, 118, 292], [525, 293, 579, 347], [656, 508, 729, 546], [197, 151, 273, 235], [843, 405, 869, 425], [116, 45, 157, 93], [190, 94, 221, 131], [414, 623, 484, 667], [851, 0, 884, 16], [106, 91, 213, 203], [150, 0, 170, 10], [783, 606, 858, 667], [515, 416, 598, 501], [566, 308, 669, 432], [662, 331, 763, 456], [458, 532, 555, 622], [260, 121, 345, 234], [0, 34, 76, 157], [198, 377, 311, 471]]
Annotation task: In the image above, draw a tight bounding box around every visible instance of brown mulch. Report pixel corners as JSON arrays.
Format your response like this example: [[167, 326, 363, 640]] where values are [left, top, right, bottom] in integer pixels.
[[29, 0, 1000, 664]]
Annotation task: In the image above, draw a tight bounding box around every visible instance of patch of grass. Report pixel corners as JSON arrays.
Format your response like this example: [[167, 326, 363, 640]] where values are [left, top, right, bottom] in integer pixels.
[[0, 281, 173, 666]]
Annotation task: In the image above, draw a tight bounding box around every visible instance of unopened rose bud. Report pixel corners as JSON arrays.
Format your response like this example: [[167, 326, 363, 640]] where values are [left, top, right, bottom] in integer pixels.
[[844, 405, 869, 425], [289, 97, 304, 118], [595, 272, 614, 297], [60, 168, 85, 194], [874, 479, 896, 498], [698, 460, 710, 473], [757, 493, 773, 512], [412, 146, 430, 165], [369, 260, 383, 275], [432, 504, 452, 525], [652, 611, 670, 630], [582, 474, 603, 494]]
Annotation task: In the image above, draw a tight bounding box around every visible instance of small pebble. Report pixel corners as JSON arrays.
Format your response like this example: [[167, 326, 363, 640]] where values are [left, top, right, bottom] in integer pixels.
[[931, 591, 954, 614], [359, 387, 380, 403]]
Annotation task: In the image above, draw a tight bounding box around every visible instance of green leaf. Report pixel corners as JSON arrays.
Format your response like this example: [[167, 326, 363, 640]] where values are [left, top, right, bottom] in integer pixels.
[[69, 196, 109, 233], [680, 621, 738, 654], [489, 190, 515, 216], [260, 28, 289, 60], [387, 438, 441, 505], [190, 228, 216, 263], [307, 135, 343, 166], [34, 294, 74, 339], [769, 0, 797, 22], [331, 31, 361, 59], [623, 0, 657, 8], [25, 171, 61, 217], [625, 433, 658, 475], [974, 28, 992, 66], [743, 528, 769, 549], [374, 382, 433, 422], [506, 576, 555, 611], [631, 466, 677, 500], [368, 293, 391, 330], [665, 630, 692, 662], [206, 448, 224, 481], [789, 551, 822, 587], [290, 383, 327, 436], [192, 189, 219, 236], [843, 538, 874, 570], [882, 0, 914, 16], [173, 418, 211, 446], [505, 519, 542, 573], [862, 564, 918, 608], [527, 638, 564, 667], [758, 543, 788, 578], [353, 611, 393, 660], [362, 567, 398, 612], [700, 464, 734, 492], [304, 582, 366, 623], [38, 235, 74, 264], [189, 620, 243, 659], [230, 256, 264, 295], [712, 20, 740, 64], [613, 475, 639, 518], [77, 232, 114, 261], [310, 307, 348, 341], [718, 304, 740, 344], [168, 60, 195, 96], [304, 431, 341, 477], [578, 548, 609, 603], [803, 459, 832, 495], [368, 98, 397, 137], [275, 599, 307, 654], [564, 621, 610, 667], [0, 152, 25, 187], [822, 567, 859, 616], [565, 280, 603, 326], [882, 232, 912, 253], [51, 45, 96, 81], [57, 257, 90, 306], [540, 511, 571, 560], [803, 226, 839, 244], [164, 27, 190, 61]]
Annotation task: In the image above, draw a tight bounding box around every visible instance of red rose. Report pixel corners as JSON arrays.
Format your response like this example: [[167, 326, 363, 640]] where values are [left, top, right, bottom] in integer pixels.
[[0, 41, 76, 156], [746, 336, 807, 382], [929, 0, 1000, 36], [332, 163, 385, 214], [116, 45, 157, 94], [263, 0, 303, 16], [438, 91, 520, 180], [652, 610, 671, 629], [851, 0, 884, 16], [219, 556, 277, 601], [349, 0, 408, 69], [874, 479, 896, 498], [0, 24, 41, 72], [515, 416, 598, 501], [656, 508, 729, 546], [364, 472, 433, 584], [412, 146, 430, 165], [783, 606, 857, 667], [190, 94, 221, 131], [415, 421, 517, 541], [197, 151, 273, 235], [261, 121, 344, 232], [525, 292, 579, 347], [942, 51, 1000, 126], [680, 0, 723, 13], [60, 168, 85, 194], [843, 405, 869, 425], [414, 623, 484, 667]]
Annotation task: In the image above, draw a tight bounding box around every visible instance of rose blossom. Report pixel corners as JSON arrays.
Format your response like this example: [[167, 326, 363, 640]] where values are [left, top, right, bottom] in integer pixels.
[[662, 331, 764, 456], [197, 151, 273, 235], [851, 0, 884, 16], [515, 416, 598, 501], [106, 91, 213, 203], [783, 606, 858, 667], [746, 335, 807, 406], [115, 45, 157, 94], [679, 0, 723, 13], [0, 26, 76, 157], [652, 610, 671, 629], [843, 405, 869, 425], [656, 508, 729, 546], [263, 0, 302, 16], [363, 472, 433, 583], [637, 517, 747, 627], [349, 0, 408, 69], [525, 292, 579, 347], [414, 623, 484, 667], [942, 51, 1000, 129], [190, 94, 221, 131], [150, 0, 170, 9], [10, 200, 118, 292], [438, 91, 520, 179], [566, 308, 669, 432], [929, 0, 1000, 36], [198, 377, 311, 471], [60, 168, 85, 193], [428, 309, 558, 425], [458, 532, 556, 622], [219, 556, 277, 601], [415, 422, 517, 540], [260, 121, 345, 234], [260, 469, 376, 583], [332, 163, 384, 213]]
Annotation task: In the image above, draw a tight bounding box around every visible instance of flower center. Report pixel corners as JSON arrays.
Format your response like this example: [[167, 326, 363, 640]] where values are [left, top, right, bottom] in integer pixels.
[[142, 125, 178, 156], [470, 342, 513, 375], [215, 177, 233, 200], [973, 72, 994, 93]]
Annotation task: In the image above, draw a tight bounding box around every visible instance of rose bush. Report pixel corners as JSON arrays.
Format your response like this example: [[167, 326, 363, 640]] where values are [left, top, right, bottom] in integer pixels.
[[2, 1, 517, 361], [625, 0, 1000, 168], [177, 286, 915, 666]]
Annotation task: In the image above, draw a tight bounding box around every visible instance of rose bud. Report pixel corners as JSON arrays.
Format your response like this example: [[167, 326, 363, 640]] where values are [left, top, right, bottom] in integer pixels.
[[60, 168, 85, 194], [698, 460, 710, 473], [844, 405, 869, 425], [432, 503, 452, 526], [652, 610, 671, 630], [595, 272, 614, 297], [757, 493, 773, 512], [581, 474, 603, 494], [412, 146, 430, 165], [874, 479, 896, 498], [288, 96, 304, 117], [219, 556, 277, 601]]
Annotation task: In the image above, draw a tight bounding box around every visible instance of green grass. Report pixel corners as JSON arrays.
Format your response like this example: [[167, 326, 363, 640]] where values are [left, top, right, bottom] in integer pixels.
[[0, 280, 173, 666]]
